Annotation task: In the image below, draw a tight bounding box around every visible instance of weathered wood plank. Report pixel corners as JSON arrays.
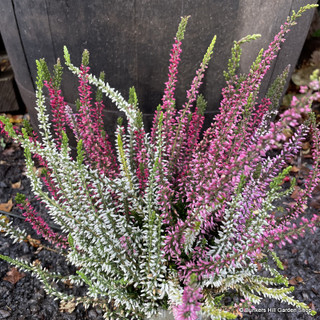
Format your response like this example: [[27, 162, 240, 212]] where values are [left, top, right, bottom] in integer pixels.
[[0, 0, 34, 92], [0, 70, 19, 112], [0, 1, 317, 132], [12, 0, 57, 87]]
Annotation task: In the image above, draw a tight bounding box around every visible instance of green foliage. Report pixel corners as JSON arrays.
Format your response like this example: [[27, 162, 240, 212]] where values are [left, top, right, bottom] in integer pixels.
[[95, 71, 105, 102], [60, 130, 70, 158], [63, 46, 71, 65], [76, 139, 84, 166], [311, 29, 320, 37], [288, 4, 318, 24], [269, 166, 292, 191], [0, 5, 318, 320], [213, 293, 225, 306], [243, 92, 254, 117], [37, 58, 51, 82], [0, 137, 5, 149], [196, 94, 207, 115], [0, 116, 16, 139], [267, 66, 290, 114], [252, 163, 262, 180], [22, 118, 34, 137], [35, 57, 63, 89], [236, 174, 247, 194], [82, 49, 90, 67], [271, 251, 284, 270], [15, 193, 26, 205], [176, 16, 190, 41], [202, 292, 238, 319], [250, 48, 264, 73], [128, 87, 143, 129], [68, 234, 74, 249], [75, 98, 81, 111], [310, 69, 319, 81], [53, 58, 64, 89], [128, 86, 138, 107], [202, 36, 217, 67], [117, 132, 133, 189], [36, 59, 47, 89], [223, 34, 261, 81], [76, 270, 93, 286], [0, 254, 33, 272], [117, 116, 123, 126]]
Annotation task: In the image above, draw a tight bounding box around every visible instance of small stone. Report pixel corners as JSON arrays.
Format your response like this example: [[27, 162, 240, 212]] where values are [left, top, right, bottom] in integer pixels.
[[301, 292, 309, 301], [28, 299, 37, 305], [29, 304, 40, 313], [95, 307, 103, 315], [298, 252, 308, 265], [62, 314, 76, 320], [21, 242, 30, 254], [307, 254, 315, 265], [2, 282, 13, 290], [23, 308, 31, 316], [0, 245, 10, 256], [0, 309, 10, 319], [34, 290, 44, 302], [0, 287, 9, 299], [88, 309, 97, 318], [43, 303, 56, 317], [0, 242, 9, 251]]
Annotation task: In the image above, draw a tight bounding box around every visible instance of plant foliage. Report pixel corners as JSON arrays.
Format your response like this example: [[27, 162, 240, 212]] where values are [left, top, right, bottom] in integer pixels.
[[0, 4, 319, 320]]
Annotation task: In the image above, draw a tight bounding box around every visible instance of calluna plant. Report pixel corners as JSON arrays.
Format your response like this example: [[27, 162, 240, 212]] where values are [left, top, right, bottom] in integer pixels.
[[0, 4, 320, 320]]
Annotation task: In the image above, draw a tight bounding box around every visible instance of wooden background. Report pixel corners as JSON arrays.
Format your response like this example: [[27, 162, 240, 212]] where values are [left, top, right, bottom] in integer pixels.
[[0, 0, 317, 135]]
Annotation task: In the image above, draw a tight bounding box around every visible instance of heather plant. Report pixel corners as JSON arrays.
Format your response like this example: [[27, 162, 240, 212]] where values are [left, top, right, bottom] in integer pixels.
[[0, 4, 320, 320]]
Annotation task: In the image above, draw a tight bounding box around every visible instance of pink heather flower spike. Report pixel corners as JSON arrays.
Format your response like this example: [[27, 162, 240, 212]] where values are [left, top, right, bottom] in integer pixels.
[[173, 286, 203, 320], [18, 200, 68, 249], [44, 79, 67, 146]]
